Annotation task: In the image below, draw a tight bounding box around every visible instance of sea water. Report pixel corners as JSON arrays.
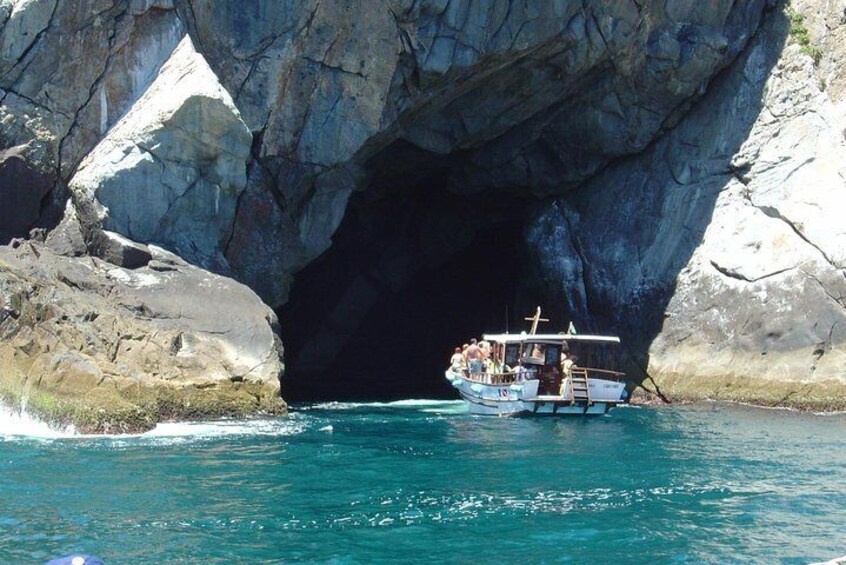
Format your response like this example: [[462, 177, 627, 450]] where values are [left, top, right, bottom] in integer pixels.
[[1, 401, 845, 564]]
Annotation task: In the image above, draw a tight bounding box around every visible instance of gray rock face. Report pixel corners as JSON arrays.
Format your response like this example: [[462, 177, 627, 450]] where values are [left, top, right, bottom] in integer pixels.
[[0, 0, 184, 238], [0, 1, 770, 306], [527, 6, 846, 391], [69, 36, 252, 270], [173, 0, 768, 305]]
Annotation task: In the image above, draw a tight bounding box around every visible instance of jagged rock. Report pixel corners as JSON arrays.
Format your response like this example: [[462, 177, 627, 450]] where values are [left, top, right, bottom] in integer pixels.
[[93, 230, 153, 269], [3, 0, 846, 414], [69, 36, 252, 270], [44, 201, 86, 257], [0, 242, 285, 433]]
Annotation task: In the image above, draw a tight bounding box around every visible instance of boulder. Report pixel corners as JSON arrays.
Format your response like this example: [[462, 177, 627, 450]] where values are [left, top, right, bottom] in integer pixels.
[[0, 242, 286, 433], [69, 35, 252, 270], [93, 230, 153, 269]]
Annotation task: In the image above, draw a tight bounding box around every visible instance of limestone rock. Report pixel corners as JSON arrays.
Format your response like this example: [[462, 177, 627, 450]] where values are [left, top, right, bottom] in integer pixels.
[[69, 36, 252, 270], [0, 242, 285, 433]]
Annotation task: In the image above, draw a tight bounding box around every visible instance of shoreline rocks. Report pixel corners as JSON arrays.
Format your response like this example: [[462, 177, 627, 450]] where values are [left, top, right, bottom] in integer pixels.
[[631, 376, 846, 413], [0, 242, 286, 434]]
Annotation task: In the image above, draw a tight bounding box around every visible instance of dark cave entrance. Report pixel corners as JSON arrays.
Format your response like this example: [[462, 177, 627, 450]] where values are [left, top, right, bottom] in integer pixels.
[[279, 147, 545, 402]]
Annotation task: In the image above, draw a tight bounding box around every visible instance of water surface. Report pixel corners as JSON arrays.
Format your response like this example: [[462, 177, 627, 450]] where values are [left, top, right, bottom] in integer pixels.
[[1, 401, 845, 564]]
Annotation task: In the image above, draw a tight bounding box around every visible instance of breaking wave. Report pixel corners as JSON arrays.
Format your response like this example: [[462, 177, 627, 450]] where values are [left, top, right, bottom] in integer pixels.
[[302, 399, 465, 414], [0, 402, 77, 439], [1, 398, 467, 442]]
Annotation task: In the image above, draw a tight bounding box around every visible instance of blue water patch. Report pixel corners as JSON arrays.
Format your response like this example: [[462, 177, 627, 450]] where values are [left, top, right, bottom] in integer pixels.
[[2, 401, 845, 564]]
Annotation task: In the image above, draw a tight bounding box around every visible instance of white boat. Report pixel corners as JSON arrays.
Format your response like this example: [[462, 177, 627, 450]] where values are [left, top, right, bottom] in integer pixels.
[[445, 308, 628, 416]]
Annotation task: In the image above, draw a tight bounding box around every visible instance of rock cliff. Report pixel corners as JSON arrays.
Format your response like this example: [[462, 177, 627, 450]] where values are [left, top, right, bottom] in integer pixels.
[[1, 0, 845, 423], [528, 2, 846, 408]]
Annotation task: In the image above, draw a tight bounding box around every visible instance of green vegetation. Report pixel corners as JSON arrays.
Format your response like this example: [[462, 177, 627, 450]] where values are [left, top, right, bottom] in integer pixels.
[[788, 9, 823, 65]]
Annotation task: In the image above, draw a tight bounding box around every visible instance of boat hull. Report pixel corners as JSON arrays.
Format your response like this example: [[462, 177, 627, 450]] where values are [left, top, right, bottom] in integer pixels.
[[446, 371, 627, 417]]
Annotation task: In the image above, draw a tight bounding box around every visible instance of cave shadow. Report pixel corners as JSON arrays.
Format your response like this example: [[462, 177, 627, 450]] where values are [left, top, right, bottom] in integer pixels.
[[280, 144, 534, 402]]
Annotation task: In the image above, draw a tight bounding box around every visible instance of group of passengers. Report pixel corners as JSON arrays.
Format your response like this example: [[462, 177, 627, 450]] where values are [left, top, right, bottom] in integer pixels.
[[448, 338, 576, 377], [449, 338, 498, 375]]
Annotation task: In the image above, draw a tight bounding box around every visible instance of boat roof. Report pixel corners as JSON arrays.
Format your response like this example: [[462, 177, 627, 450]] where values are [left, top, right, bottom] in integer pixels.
[[482, 333, 621, 345]]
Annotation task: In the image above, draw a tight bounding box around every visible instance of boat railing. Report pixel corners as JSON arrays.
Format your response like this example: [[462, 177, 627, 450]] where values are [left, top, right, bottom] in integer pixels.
[[459, 367, 625, 385], [462, 371, 523, 385]]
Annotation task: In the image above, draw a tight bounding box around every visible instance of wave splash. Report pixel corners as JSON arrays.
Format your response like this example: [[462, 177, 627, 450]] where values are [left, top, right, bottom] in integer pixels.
[[0, 402, 76, 439], [303, 399, 466, 414], [1, 398, 465, 441]]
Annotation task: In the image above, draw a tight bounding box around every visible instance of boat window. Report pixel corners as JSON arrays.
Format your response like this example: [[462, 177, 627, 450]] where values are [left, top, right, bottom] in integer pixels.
[[504, 343, 520, 365], [544, 345, 560, 366], [567, 342, 619, 370]]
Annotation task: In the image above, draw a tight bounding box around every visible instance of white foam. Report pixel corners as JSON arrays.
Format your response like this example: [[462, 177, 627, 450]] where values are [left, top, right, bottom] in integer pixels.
[[306, 399, 465, 411], [1, 399, 304, 442], [0, 402, 77, 439], [143, 418, 305, 439]]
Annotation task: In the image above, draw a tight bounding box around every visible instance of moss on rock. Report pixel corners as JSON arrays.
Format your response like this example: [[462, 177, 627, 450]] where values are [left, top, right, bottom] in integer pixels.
[[643, 373, 846, 412], [0, 374, 286, 434]]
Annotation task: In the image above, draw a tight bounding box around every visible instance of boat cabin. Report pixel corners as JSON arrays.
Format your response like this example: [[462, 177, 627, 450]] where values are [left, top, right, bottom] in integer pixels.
[[469, 333, 625, 395]]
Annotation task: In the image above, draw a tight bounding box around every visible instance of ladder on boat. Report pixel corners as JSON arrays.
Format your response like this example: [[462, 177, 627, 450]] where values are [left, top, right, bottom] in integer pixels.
[[569, 368, 591, 406]]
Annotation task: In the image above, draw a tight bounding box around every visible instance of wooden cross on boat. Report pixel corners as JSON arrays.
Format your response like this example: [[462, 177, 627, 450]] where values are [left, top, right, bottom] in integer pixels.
[[524, 306, 549, 335]]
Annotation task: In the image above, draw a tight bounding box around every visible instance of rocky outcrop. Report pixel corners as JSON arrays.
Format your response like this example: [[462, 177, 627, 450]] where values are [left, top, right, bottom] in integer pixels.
[[0, 242, 285, 433], [0, 1, 185, 238], [527, 4, 846, 407], [177, 0, 770, 306]]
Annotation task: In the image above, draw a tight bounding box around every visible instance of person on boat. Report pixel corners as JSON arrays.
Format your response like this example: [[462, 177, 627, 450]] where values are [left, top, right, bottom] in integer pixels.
[[465, 338, 484, 374], [450, 347, 465, 372], [487, 354, 502, 374], [531, 343, 544, 360], [560, 351, 574, 376], [479, 339, 491, 360]]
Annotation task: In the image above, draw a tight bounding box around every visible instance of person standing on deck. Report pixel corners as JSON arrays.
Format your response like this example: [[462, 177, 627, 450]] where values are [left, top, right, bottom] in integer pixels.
[[559, 352, 574, 396], [560, 351, 574, 375], [450, 347, 464, 372], [465, 338, 483, 374]]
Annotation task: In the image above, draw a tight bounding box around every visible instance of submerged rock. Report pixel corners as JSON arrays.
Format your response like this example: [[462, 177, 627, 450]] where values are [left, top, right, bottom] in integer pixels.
[[0, 243, 285, 433]]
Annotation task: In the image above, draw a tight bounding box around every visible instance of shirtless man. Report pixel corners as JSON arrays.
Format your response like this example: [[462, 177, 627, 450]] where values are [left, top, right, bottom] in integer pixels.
[[465, 338, 484, 374]]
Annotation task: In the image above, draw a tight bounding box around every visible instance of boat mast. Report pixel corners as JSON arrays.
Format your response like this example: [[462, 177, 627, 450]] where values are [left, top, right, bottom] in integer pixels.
[[524, 306, 549, 335]]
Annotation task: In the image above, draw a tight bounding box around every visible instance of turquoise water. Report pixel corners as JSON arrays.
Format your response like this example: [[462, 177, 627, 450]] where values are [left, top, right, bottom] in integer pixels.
[[1, 401, 845, 564]]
